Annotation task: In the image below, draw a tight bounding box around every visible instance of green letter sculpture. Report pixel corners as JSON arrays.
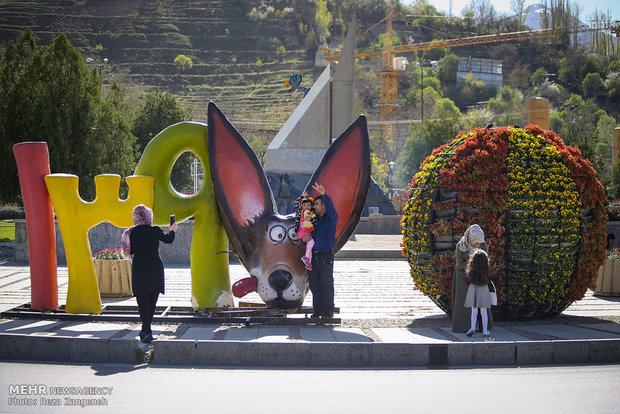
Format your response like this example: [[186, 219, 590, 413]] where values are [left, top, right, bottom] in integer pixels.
[[135, 122, 231, 309]]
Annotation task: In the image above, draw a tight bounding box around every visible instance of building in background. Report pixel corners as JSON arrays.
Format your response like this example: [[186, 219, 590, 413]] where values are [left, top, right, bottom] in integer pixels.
[[456, 56, 503, 90]]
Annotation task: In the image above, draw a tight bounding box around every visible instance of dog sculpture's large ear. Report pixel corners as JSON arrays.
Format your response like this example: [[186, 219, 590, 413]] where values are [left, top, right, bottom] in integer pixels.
[[208, 102, 276, 262], [305, 115, 370, 253]]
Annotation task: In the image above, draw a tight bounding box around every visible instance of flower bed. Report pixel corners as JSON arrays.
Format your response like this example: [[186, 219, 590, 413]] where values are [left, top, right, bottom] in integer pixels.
[[594, 249, 620, 296], [401, 126, 606, 320], [94, 248, 132, 297], [95, 248, 124, 260]]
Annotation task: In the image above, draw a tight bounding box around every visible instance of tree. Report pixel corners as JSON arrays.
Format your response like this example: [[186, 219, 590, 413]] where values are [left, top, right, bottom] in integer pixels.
[[558, 64, 578, 89], [611, 158, 620, 199], [457, 72, 486, 106], [530, 67, 548, 88], [174, 54, 193, 74], [510, 0, 528, 30], [371, 151, 388, 194], [0, 29, 38, 202], [537, 80, 566, 104], [462, 8, 475, 33], [90, 83, 137, 188], [132, 90, 191, 153], [507, 64, 530, 89], [595, 112, 618, 169], [462, 107, 494, 131], [490, 43, 519, 71], [582, 72, 604, 97], [487, 86, 526, 127], [314, 0, 333, 47], [132, 90, 192, 192], [422, 46, 446, 62], [549, 94, 607, 174], [417, 86, 441, 118], [580, 55, 601, 79], [395, 118, 461, 187], [0, 30, 136, 202], [432, 98, 462, 120], [467, 0, 496, 34], [420, 68, 441, 92], [437, 53, 459, 84], [604, 71, 620, 102], [249, 136, 268, 166]]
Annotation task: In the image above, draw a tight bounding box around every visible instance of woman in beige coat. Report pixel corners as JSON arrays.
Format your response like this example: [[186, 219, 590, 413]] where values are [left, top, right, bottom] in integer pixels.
[[452, 224, 490, 333]]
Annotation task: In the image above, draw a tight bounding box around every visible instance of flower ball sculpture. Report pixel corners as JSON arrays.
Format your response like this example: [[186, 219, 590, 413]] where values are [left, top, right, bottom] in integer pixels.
[[401, 125, 606, 320]]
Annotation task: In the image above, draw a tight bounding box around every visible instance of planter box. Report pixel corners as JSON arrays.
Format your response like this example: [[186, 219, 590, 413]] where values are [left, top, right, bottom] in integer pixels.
[[433, 242, 453, 251], [434, 208, 455, 219], [94, 259, 133, 298], [438, 190, 457, 201], [595, 259, 620, 296]]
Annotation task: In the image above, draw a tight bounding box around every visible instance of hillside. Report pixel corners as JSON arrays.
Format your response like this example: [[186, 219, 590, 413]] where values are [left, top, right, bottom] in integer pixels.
[[2, 0, 618, 161], [0, 0, 322, 137]]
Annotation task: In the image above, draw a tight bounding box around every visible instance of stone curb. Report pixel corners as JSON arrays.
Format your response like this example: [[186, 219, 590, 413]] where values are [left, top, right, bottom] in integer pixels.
[[2, 334, 619, 367], [0, 334, 141, 364]]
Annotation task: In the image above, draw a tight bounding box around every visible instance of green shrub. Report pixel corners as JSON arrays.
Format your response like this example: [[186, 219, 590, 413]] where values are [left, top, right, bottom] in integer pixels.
[[0, 205, 25, 220], [156, 23, 180, 33]]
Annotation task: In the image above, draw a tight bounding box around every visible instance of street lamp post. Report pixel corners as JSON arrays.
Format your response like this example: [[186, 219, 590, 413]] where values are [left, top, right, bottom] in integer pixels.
[[416, 61, 425, 122], [85, 57, 108, 76], [191, 156, 204, 194], [416, 61, 437, 122], [420, 67, 424, 122], [388, 161, 396, 198]]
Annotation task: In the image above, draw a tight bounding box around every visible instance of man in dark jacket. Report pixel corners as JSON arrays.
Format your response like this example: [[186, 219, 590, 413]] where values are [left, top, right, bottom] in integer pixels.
[[302, 182, 338, 318]]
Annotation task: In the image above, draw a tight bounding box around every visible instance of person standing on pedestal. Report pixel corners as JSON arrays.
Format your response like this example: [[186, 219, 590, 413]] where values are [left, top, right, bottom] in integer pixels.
[[302, 182, 338, 318], [452, 224, 488, 333], [121, 204, 178, 343]]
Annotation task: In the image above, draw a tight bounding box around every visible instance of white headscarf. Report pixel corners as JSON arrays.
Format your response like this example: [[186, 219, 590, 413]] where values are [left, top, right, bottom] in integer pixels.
[[457, 224, 485, 252]]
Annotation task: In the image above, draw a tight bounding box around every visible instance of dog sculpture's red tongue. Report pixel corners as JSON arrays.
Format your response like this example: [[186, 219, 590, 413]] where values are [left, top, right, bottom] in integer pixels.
[[232, 277, 257, 298]]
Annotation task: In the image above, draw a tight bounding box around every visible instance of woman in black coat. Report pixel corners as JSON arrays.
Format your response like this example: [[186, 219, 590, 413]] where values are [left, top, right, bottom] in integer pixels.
[[121, 204, 178, 343]]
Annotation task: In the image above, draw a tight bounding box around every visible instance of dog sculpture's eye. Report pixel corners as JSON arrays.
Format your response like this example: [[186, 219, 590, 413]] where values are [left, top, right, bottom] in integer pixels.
[[269, 225, 286, 244], [288, 227, 298, 242]]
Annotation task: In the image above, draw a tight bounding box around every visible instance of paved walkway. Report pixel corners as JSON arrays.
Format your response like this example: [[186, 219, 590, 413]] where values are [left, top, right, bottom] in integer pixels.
[[1, 235, 620, 366]]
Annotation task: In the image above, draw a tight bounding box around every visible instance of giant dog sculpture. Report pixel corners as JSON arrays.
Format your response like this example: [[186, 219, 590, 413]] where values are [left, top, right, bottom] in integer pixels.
[[207, 102, 370, 309]]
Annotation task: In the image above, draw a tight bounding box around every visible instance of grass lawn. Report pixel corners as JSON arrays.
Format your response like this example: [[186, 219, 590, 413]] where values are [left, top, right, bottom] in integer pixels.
[[0, 220, 15, 242]]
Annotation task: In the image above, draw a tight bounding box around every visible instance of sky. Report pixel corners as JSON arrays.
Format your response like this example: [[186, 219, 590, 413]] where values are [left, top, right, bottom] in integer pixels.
[[406, 0, 619, 22]]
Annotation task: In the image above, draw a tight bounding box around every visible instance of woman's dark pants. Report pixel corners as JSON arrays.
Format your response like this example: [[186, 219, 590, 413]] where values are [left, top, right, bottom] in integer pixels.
[[135, 292, 159, 334]]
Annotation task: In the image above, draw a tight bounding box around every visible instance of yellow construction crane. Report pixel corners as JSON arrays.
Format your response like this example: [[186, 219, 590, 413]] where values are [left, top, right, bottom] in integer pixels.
[[317, 11, 620, 124]]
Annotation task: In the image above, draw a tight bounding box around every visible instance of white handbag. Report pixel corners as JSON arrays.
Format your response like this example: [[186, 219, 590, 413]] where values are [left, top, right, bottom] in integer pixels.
[[489, 281, 498, 306]]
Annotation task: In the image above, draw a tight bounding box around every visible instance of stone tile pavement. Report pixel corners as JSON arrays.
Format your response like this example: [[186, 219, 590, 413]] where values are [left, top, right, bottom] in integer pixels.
[[1, 235, 620, 366]]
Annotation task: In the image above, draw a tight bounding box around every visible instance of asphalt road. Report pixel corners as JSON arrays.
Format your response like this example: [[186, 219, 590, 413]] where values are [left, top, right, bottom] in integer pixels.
[[1, 362, 619, 413]]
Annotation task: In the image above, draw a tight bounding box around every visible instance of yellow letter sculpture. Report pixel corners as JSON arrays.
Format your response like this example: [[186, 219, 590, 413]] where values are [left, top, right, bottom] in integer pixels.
[[44, 174, 153, 314], [135, 122, 231, 309]]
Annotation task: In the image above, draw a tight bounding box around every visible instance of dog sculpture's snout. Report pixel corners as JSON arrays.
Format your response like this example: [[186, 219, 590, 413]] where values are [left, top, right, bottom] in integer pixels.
[[268, 270, 293, 291]]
